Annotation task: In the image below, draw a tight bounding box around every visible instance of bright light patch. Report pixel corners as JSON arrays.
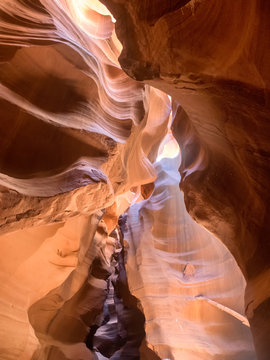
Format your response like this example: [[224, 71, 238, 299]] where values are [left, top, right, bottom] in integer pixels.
[[87, 0, 112, 16], [156, 132, 180, 162], [70, 0, 116, 28]]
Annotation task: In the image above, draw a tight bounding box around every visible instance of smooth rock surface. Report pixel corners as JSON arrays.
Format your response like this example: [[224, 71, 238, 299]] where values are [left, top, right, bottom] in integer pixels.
[[101, 1, 270, 357], [0, 0, 268, 359]]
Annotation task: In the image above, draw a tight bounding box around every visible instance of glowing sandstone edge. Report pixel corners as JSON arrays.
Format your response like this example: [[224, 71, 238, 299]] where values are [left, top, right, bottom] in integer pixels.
[[0, 1, 258, 359]]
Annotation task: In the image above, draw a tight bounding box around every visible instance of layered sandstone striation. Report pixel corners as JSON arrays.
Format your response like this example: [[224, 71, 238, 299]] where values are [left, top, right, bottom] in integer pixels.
[[124, 146, 254, 359], [101, 1, 270, 358], [0, 1, 170, 358], [0, 0, 269, 359]]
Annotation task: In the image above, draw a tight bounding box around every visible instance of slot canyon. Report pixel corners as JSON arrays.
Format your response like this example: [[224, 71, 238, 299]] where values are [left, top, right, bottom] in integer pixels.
[[0, 1, 269, 359]]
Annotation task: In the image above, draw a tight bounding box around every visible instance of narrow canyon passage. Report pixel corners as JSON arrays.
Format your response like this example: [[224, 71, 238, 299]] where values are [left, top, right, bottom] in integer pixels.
[[87, 223, 161, 360], [0, 0, 269, 359], [123, 141, 254, 360]]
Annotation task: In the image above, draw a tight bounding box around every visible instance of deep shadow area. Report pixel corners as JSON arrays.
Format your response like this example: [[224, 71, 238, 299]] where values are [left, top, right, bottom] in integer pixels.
[[0, 71, 88, 114], [0, 100, 108, 178], [86, 221, 162, 360]]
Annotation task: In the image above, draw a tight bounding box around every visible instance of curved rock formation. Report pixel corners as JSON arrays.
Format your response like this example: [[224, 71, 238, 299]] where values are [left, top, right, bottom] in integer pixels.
[[124, 149, 254, 360], [0, 0, 269, 359], [0, 1, 169, 359], [100, 1, 270, 358]]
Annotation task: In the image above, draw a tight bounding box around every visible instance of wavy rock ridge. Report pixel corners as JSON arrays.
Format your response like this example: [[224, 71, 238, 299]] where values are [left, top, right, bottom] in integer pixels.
[[0, 0, 269, 359]]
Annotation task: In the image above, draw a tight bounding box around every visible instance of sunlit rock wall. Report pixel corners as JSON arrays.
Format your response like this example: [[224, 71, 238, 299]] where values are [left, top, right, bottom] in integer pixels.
[[101, 1, 270, 358], [0, 1, 170, 359], [124, 144, 254, 360], [0, 0, 267, 359]]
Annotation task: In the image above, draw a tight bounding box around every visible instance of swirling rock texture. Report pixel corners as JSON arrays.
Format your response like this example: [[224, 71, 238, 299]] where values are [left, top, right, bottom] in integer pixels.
[[0, 0, 269, 360], [124, 148, 254, 360], [100, 0, 270, 359]]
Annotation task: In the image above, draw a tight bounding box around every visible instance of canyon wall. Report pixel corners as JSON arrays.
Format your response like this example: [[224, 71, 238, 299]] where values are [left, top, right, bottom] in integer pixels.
[[1, 0, 269, 359], [101, 1, 270, 358]]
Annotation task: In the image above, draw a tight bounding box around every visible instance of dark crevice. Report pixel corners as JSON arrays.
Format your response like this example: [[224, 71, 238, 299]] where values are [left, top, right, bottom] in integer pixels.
[[86, 217, 161, 360]]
